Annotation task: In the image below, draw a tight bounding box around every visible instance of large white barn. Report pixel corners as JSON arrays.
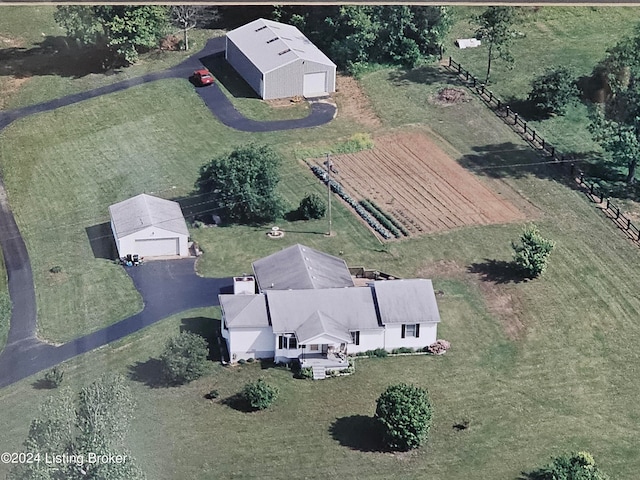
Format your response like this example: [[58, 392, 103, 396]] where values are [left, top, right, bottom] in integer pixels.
[[109, 194, 190, 258], [219, 245, 442, 377], [225, 18, 337, 100]]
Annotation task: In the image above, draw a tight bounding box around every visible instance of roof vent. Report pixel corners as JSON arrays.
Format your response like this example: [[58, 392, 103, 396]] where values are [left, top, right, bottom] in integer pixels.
[[255, 26, 267, 32], [278, 49, 291, 56], [267, 38, 278, 44]]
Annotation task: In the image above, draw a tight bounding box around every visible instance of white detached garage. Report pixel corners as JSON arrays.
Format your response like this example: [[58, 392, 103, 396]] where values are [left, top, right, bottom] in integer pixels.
[[109, 194, 190, 258], [225, 18, 336, 100]]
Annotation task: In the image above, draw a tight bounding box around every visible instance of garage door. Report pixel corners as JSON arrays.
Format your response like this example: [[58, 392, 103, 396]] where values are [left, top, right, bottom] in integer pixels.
[[135, 238, 180, 256], [303, 72, 327, 97]]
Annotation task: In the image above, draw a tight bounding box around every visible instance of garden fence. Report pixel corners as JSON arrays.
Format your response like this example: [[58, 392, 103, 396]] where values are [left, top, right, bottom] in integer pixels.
[[446, 57, 640, 246]]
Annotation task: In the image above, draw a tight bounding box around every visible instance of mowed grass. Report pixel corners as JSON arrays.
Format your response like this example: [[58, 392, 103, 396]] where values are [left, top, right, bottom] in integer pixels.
[[446, 7, 640, 158], [0, 76, 372, 342]]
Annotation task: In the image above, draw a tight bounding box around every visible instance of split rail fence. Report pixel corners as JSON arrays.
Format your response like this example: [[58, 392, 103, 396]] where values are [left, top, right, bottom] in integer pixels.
[[447, 57, 640, 245]]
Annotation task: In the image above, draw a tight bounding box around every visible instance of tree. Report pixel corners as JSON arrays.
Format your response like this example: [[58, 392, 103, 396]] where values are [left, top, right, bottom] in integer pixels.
[[528, 451, 610, 480], [529, 66, 580, 116], [43, 366, 65, 388], [9, 375, 145, 480], [55, 6, 169, 65], [474, 7, 519, 83], [298, 193, 326, 219], [512, 224, 555, 279], [375, 383, 432, 451], [169, 6, 219, 51], [196, 144, 285, 224], [159, 332, 209, 385], [242, 379, 279, 410]]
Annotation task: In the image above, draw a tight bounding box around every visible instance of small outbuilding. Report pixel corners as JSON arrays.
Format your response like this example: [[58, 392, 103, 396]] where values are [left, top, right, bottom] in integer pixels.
[[225, 18, 337, 100], [109, 194, 189, 258]]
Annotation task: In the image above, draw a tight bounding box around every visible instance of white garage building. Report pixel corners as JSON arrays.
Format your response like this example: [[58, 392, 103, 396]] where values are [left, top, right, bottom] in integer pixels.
[[225, 18, 337, 100], [109, 194, 190, 258]]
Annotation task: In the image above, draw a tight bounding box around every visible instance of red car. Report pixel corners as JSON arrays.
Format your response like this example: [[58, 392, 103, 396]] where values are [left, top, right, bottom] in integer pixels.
[[193, 69, 214, 86]]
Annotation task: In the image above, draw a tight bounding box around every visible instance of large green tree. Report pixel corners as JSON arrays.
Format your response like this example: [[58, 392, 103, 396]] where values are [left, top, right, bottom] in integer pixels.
[[160, 332, 210, 385], [375, 383, 432, 451], [9, 374, 144, 480], [196, 144, 285, 224], [275, 6, 451, 74], [474, 7, 519, 83], [54, 6, 169, 65]]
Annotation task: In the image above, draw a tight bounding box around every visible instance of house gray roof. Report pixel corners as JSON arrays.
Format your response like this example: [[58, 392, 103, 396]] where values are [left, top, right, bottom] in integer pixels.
[[252, 244, 354, 291], [226, 18, 336, 75], [265, 287, 381, 334], [295, 311, 352, 344], [373, 279, 441, 325], [219, 294, 270, 328], [109, 194, 189, 239]]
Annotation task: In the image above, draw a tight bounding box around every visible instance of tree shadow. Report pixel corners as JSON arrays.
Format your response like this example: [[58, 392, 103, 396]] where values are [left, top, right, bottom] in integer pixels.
[[284, 209, 303, 222], [502, 96, 550, 121], [199, 53, 260, 99], [85, 222, 118, 260], [329, 415, 385, 452], [181, 316, 221, 361], [31, 378, 57, 390], [0, 37, 114, 79], [516, 470, 546, 480], [128, 358, 167, 388], [467, 259, 525, 285], [220, 392, 253, 412], [387, 64, 465, 88]]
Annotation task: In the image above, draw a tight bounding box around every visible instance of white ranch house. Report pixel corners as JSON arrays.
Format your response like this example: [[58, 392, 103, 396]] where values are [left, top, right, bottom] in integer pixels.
[[109, 194, 190, 258], [219, 245, 441, 376], [225, 18, 337, 100]]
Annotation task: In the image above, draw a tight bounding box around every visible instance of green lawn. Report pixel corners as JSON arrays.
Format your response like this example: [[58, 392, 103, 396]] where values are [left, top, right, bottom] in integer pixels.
[[3, 6, 640, 480], [446, 7, 640, 162]]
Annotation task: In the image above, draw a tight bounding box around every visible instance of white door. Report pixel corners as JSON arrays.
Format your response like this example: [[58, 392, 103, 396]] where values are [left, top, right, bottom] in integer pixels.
[[135, 237, 179, 256], [303, 72, 327, 97]]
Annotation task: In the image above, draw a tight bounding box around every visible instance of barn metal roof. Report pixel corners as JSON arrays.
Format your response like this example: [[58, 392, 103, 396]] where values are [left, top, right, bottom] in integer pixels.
[[373, 279, 441, 325], [226, 18, 336, 75], [252, 244, 354, 291], [219, 294, 270, 328], [109, 193, 189, 239]]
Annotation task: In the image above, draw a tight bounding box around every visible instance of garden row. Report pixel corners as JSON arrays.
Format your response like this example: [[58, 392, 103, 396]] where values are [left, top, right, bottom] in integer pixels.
[[359, 199, 410, 238], [309, 164, 393, 239]]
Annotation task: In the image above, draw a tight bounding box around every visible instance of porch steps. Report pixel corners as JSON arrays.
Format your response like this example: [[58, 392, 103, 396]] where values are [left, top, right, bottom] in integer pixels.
[[312, 366, 326, 380]]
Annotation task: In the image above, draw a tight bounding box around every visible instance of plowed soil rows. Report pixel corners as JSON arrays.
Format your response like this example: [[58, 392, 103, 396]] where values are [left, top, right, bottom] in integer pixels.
[[328, 133, 526, 236]]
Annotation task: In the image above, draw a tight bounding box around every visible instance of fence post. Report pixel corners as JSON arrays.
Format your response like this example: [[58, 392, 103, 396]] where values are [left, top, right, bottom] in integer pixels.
[[606, 198, 610, 210], [542, 138, 545, 150], [497, 99, 501, 109], [570, 163, 575, 176], [448, 56, 452, 67], [616, 207, 620, 219], [480, 84, 485, 95], [472, 76, 477, 87], [523, 123, 528, 134], [590, 183, 594, 195], [505, 105, 511, 118], [514, 113, 519, 125], [550, 147, 555, 157], [628, 217, 632, 230], [465, 70, 469, 81], [458, 63, 461, 74], [637, 228, 640, 241]]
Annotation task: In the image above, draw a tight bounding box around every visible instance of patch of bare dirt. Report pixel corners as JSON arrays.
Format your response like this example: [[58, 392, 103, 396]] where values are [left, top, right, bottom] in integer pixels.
[[432, 87, 470, 106], [0, 77, 30, 109], [0, 34, 23, 48], [265, 96, 305, 108], [418, 259, 526, 341], [334, 74, 382, 128]]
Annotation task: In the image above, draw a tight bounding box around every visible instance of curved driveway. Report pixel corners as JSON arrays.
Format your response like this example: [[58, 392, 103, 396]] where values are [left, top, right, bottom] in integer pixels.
[[0, 36, 334, 388]]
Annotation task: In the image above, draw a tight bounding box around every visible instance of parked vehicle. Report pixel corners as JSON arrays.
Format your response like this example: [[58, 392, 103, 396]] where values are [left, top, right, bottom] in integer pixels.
[[192, 69, 214, 86]]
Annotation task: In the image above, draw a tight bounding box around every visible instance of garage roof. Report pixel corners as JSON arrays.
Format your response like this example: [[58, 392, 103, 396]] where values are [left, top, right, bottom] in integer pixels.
[[226, 18, 336, 74], [109, 194, 189, 238]]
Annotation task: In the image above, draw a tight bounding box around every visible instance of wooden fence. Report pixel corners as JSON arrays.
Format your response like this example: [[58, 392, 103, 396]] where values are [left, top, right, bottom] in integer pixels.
[[446, 57, 640, 246]]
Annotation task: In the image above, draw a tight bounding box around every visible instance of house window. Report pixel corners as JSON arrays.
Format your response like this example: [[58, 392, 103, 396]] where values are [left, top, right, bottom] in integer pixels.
[[278, 335, 298, 349], [401, 324, 420, 338], [350, 331, 360, 346], [310, 344, 319, 351]]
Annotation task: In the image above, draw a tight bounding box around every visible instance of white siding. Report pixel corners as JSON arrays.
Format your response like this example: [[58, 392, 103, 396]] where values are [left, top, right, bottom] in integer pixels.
[[228, 328, 274, 361], [116, 226, 188, 258], [348, 329, 385, 354], [383, 323, 438, 351]]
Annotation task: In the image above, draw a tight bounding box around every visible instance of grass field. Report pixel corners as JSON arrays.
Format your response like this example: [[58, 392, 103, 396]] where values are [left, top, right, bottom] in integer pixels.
[[3, 6, 640, 480]]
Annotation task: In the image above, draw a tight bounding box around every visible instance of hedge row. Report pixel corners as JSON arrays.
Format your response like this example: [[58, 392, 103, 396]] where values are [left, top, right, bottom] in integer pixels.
[[367, 199, 410, 236], [310, 165, 392, 239], [359, 199, 409, 238]]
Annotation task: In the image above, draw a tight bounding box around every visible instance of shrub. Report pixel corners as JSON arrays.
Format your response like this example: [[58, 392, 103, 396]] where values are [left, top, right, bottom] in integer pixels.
[[238, 358, 246, 365], [206, 389, 219, 400], [299, 367, 314, 379], [333, 133, 375, 154], [49, 266, 62, 274], [298, 193, 326, 220], [375, 384, 433, 451], [528, 66, 579, 116], [242, 379, 279, 410], [44, 366, 64, 388], [512, 224, 555, 278], [159, 332, 209, 385], [392, 347, 414, 354], [246, 357, 255, 363], [529, 451, 609, 480]]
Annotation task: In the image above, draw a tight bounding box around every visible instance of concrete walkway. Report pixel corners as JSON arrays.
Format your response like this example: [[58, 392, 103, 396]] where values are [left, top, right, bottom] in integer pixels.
[[0, 35, 332, 388]]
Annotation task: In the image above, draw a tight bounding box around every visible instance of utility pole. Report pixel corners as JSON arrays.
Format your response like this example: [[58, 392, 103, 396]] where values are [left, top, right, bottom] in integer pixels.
[[325, 152, 332, 236]]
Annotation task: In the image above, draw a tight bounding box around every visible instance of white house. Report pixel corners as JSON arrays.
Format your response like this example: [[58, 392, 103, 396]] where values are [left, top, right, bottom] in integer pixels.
[[225, 18, 337, 100], [219, 245, 442, 376], [109, 194, 190, 258]]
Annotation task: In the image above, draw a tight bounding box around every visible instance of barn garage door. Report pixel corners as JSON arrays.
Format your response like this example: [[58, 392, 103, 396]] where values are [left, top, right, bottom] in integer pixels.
[[303, 72, 327, 97], [135, 238, 179, 256]]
